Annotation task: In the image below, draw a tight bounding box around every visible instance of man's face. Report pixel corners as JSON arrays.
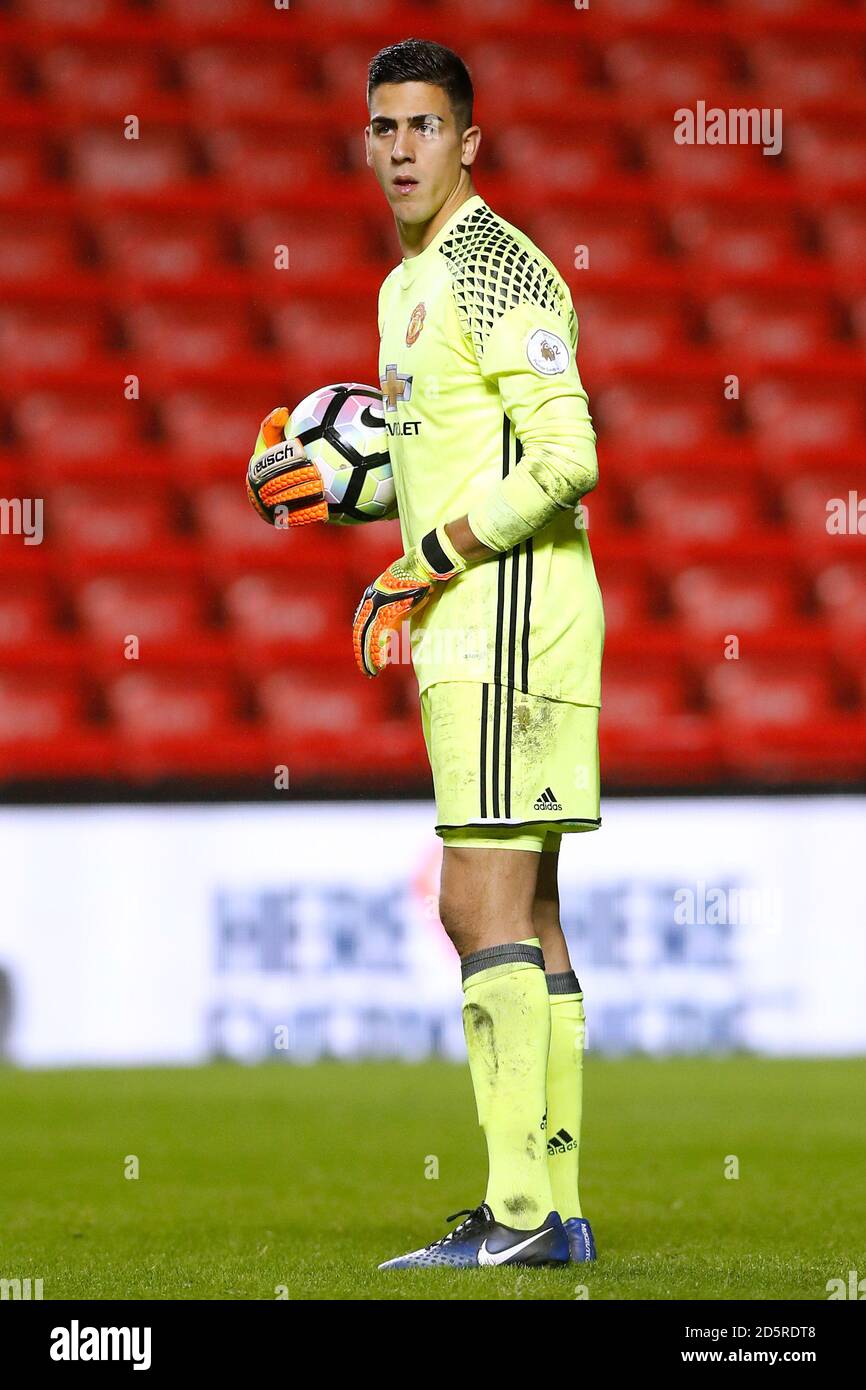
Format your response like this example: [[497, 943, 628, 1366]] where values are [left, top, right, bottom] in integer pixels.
[[365, 81, 474, 225]]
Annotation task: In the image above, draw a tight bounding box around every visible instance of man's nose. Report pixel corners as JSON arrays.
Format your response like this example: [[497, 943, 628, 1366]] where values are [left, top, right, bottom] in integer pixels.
[[391, 129, 414, 161]]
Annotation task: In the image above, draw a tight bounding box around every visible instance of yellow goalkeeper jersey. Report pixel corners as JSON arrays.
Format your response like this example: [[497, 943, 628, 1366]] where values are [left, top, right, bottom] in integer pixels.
[[377, 192, 603, 706]]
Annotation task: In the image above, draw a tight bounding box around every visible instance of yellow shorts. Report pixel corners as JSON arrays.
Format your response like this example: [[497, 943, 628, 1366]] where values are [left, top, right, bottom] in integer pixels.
[[419, 680, 601, 853]]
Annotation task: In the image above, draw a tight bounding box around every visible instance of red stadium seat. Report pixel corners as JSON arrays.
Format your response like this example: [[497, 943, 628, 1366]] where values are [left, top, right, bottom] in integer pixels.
[[0, 216, 79, 283], [702, 653, 865, 783], [15, 0, 130, 20], [105, 669, 236, 738], [438, 0, 539, 16], [254, 664, 426, 777], [38, 45, 167, 110], [605, 36, 735, 102], [642, 122, 771, 190], [570, 485, 623, 541], [91, 212, 231, 282], [257, 664, 382, 770], [257, 666, 387, 734], [182, 49, 299, 116], [160, 388, 273, 457], [601, 655, 688, 726], [819, 205, 866, 272], [341, 518, 405, 582], [668, 562, 800, 637], [0, 584, 57, 648], [704, 657, 835, 726], [528, 208, 661, 279], [0, 51, 23, 100], [202, 129, 328, 189], [318, 42, 377, 99], [600, 716, 724, 786], [721, 0, 830, 13], [811, 560, 866, 689], [595, 383, 725, 454], [745, 382, 864, 458], [269, 301, 376, 379], [593, 563, 653, 635], [703, 290, 837, 365], [66, 127, 194, 194], [813, 562, 866, 635], [237, 213, 376, 277], [0, 305, 109, 372], [223, 572, 350, 658], [577, 291, 689, 370], [191, 480, 298, 555], [668, 203, 806, 275], [156, 0, 261, 20], [748, 38, 863, 103], [847, 290, 866, 350], [0, 673, 83, 743], [632, 474, 766, 548], [11, 389, 145, 461], [492, 125, 624, 192], [779, 470, 866, 549], [122, 302, 255, 370], [599, 653, 722, 783], [50, 483, 178, 554], [463, 44, 583, 117], [786, 119, 866, 191], [74, 574, 207, 643], [0, 134, 49, 199]]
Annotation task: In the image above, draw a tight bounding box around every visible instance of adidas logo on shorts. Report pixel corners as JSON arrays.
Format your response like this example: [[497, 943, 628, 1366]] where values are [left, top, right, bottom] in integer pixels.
[[534, 786, 562, 812]]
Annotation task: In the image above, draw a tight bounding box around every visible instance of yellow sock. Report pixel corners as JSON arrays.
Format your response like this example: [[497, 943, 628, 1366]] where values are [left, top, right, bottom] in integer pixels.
[[461, 937, 554, 1230], [545, 970, 585, 1221]]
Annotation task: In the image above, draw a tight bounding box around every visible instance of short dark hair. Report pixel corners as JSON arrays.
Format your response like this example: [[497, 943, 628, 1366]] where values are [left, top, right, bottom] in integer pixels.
[[367, 39, 474, 132]]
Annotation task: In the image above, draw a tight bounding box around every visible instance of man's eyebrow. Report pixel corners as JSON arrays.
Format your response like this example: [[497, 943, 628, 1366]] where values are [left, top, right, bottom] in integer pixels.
[[370, 112, 445, 124]]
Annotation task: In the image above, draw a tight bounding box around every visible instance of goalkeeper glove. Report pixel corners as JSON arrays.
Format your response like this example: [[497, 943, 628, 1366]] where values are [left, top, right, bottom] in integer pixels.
[[246, 406, 328, 527], [352, 525, 467, 678]]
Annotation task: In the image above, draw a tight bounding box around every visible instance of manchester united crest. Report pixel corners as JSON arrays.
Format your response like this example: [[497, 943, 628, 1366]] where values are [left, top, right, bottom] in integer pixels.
[[406, 302, 426, 346]]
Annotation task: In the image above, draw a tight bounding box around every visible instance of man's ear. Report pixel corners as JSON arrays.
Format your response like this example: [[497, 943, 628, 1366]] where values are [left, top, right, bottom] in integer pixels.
[[363, 126, 373, 168], [461, 124, 482, 168]]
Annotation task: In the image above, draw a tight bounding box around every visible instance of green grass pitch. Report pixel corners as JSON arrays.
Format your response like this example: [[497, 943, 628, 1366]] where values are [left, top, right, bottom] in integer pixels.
[[1, 1058, 864, 1300]]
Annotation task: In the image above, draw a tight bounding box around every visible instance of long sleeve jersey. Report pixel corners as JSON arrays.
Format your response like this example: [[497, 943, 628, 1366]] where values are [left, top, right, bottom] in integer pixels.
[[377, 193, 604, 705]]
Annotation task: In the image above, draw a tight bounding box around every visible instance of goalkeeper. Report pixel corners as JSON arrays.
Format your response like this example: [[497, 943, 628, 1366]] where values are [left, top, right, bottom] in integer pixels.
[[248, 39, 603, 1271]]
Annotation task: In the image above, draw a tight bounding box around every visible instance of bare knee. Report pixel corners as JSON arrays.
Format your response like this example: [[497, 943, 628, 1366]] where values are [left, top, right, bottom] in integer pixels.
[[437, 888, 475, 957], [438, 844, 541, 959]]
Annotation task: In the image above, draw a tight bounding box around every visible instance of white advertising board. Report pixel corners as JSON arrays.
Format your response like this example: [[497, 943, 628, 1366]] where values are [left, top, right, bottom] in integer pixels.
[[0, 798, 863, 1064]]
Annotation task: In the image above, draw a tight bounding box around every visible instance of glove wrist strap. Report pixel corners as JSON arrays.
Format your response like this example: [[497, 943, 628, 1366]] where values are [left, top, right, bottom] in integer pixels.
[[419, 524, 467, 580]]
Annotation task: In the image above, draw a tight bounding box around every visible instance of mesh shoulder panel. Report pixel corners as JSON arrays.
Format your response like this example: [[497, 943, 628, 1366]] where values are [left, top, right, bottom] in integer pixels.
[[438, 202, 576, 359]]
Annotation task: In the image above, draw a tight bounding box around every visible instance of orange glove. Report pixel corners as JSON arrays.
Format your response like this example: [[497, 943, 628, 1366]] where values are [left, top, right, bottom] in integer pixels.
[[246, 406, 328, 527], [352, 526, 467, 677]]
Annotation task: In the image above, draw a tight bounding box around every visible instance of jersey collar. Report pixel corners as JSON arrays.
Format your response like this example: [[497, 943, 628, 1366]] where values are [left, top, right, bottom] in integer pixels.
[[398, 193, 487, 288]]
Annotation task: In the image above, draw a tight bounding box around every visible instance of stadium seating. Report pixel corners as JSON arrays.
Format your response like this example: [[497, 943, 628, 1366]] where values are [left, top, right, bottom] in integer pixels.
[[0, 0, 864, 790]]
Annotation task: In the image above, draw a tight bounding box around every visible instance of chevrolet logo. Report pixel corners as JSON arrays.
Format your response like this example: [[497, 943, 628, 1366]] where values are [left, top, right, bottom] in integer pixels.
[[380, 363, 413, 411]]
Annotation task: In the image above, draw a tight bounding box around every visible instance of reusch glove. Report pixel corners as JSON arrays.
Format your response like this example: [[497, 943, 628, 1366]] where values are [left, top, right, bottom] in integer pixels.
[[352, 525, 466, 678], [246, 406, 328, 527]]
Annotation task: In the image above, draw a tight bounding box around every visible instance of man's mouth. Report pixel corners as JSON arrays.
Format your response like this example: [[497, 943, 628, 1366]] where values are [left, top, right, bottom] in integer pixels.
[[393, 175, 419, 194]]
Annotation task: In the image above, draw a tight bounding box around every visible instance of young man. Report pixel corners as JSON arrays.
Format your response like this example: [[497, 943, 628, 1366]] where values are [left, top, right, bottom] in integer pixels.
[[249, 39, 603, 1270]]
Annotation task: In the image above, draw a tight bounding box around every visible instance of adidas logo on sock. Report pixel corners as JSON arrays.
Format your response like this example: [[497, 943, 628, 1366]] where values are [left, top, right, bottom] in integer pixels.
[[547, 1128, 577, 1156], [534, 786, 562, 812]]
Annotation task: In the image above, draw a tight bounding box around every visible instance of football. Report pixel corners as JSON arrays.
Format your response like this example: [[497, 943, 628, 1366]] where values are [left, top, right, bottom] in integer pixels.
[[290, 381, 396, 525]]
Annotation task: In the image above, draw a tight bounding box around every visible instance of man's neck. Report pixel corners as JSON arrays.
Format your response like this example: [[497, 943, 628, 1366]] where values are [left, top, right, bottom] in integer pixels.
[[397, 177, 477, 259]]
